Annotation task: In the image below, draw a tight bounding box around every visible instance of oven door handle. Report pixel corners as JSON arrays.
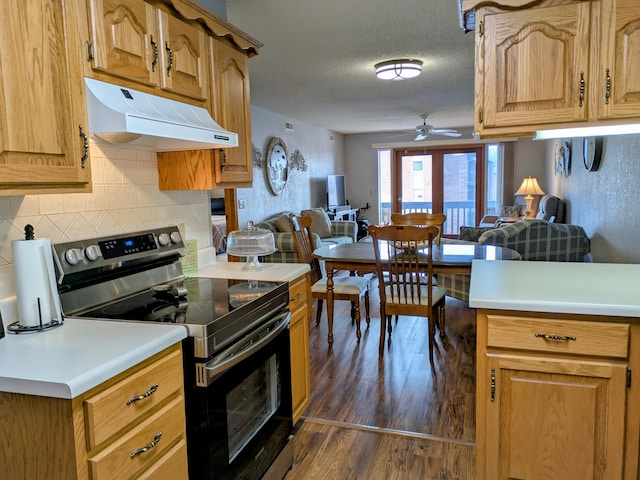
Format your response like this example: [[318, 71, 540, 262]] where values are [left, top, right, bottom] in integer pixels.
[[201, 310, 291, 385]]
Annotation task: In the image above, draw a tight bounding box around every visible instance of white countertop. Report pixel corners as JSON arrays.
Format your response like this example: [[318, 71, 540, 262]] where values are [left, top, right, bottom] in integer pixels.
[[469, 260, 640, 317], [0, 317, 187, 399], [0, 259, 306, 400], [196, 260, 310, 282]]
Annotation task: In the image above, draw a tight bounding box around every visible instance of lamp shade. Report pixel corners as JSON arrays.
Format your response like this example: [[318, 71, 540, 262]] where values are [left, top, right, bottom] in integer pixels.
[[515, 177, 545, 196], [375, 59, 423, 80]]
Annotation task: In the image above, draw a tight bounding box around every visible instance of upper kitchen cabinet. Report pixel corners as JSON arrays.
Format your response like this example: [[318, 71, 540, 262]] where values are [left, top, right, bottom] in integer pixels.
[[157, 10, 208, 103], [0, 0, 92, 195], [211, 38, 253, 187], [462, 0, 640, 138], [597, 0, 640, 120], [86, 0, 208, 105], [86, 0, 160, 87]]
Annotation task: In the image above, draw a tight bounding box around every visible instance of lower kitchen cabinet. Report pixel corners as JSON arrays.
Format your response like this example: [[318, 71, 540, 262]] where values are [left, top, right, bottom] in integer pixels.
[[476, 311, 640, 480], [0, 343, 188, 480], [289, 273, 312, 424]]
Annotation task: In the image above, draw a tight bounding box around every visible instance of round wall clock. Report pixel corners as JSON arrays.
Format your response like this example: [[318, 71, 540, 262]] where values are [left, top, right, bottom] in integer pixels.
[[265, 137, 289, 195], [583, 136, 603, 172]]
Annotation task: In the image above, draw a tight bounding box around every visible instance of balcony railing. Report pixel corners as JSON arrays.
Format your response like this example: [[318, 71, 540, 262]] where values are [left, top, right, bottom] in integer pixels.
[[380, 201, 481, 236]]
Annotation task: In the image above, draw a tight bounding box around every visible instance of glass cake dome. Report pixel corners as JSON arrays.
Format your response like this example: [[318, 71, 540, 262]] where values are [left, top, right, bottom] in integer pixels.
[[226, 221, 277, 271]]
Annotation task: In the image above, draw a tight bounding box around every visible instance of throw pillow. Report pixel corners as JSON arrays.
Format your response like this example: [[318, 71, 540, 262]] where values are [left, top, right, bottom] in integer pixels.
[[301, 208, 333, 238], [275, 214, 293, 233], [499, 204, 521, 219]]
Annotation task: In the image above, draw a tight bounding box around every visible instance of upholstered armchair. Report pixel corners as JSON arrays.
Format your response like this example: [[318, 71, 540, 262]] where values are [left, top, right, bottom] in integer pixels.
[[439, 219, 590, 302], [536, 194, 565, 223]]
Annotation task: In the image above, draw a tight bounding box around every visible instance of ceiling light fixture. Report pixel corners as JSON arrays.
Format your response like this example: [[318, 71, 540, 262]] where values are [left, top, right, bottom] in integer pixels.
[[375, 59, 423, 80]]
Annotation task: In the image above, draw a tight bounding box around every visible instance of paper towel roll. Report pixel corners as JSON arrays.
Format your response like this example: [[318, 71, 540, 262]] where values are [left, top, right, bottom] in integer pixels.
[[12, 238, 62, 328]]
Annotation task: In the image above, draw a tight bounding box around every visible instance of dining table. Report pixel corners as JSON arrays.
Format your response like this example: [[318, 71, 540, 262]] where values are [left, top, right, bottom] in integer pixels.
[[313, 240, 521, 346]]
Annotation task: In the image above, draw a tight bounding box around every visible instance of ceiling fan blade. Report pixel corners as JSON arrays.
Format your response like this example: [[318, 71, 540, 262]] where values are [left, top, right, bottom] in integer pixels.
[[414, 133, 427, 141], [431, 130, 462, 137]]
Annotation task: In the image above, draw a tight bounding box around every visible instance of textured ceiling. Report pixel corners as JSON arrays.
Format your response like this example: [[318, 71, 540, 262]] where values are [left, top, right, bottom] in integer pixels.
[[226, 0, 476, 135]]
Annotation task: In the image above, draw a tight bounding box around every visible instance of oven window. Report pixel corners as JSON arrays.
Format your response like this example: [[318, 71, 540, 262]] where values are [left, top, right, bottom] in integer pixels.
[[227, 353, 281, 462]]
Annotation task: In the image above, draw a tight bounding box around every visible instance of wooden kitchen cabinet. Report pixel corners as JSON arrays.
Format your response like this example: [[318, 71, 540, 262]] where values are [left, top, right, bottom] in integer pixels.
[[86, 0, 208, 104], [476, 311, 640, 480], [0, 0, 92, 195], [463, 0, 640, 138], [289, 273, 312, 424], [0, 343, 188, 480], [157, 37, 255, 190]]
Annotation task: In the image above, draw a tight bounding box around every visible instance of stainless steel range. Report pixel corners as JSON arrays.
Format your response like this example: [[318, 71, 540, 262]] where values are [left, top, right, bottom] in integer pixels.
[[53, 226, 294, 480]]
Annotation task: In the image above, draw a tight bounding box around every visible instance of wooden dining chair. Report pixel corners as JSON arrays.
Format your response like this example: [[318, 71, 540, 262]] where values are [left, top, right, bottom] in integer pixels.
[[289, 214, 371, 342], [388, 212, 447, 332], [368, 224, 446, 363], [390, 212, 446, 244]]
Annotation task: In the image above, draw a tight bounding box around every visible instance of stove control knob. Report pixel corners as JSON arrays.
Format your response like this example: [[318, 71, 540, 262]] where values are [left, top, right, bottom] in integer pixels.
[[158, 233, 171, 246], [170, 231, 182, 244], [85, 245, 101, 262], [64, 248, 83, 266]]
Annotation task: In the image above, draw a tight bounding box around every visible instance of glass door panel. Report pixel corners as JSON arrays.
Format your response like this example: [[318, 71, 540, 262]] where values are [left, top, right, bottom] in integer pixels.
[[443, 152, 477, 235], [398, 154, 434, 214]]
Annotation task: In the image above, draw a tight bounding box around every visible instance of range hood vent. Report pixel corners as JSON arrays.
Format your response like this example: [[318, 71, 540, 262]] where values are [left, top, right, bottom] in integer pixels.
[[84, 77, 238, 152]]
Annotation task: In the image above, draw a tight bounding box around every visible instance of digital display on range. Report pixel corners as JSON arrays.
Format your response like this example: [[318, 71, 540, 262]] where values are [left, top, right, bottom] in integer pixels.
[[99, 234, 158, 259]]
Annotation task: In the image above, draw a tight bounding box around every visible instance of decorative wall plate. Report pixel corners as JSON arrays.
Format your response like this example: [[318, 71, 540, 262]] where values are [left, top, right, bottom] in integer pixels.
[[265, 137, 289, 195]]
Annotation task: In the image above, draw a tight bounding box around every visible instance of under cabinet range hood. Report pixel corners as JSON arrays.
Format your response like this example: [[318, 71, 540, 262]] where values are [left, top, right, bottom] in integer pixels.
[[84, 77, 238, 152]]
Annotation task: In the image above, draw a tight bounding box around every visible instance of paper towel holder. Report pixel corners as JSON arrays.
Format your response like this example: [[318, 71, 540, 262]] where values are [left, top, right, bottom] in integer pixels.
[[7, 224, 64, 334]]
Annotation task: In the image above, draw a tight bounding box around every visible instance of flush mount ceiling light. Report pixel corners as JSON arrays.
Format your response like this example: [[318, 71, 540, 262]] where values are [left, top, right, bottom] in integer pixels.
[[375, 59, 423, 80]]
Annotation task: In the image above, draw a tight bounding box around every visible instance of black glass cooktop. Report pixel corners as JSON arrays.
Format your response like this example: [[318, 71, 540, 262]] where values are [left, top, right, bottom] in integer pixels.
[[77, 277, 289, 346]]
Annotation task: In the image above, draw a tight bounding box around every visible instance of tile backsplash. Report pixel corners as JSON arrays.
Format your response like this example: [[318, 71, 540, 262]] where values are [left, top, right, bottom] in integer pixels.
[[0, 139, 212, 298]]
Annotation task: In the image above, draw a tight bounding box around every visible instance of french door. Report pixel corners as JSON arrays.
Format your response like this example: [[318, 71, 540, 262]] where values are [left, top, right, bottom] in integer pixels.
[[391, 146, 484, 237]]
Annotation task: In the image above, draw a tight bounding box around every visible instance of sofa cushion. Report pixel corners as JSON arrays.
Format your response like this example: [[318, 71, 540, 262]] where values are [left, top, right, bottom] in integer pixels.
[[320, 236, 353, 246], [301, 208, 332, 238], [275, 214, 293, 232]]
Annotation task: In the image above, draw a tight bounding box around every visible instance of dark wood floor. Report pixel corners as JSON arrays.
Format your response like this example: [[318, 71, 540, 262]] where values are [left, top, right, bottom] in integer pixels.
[[285, 276, 477, 479]]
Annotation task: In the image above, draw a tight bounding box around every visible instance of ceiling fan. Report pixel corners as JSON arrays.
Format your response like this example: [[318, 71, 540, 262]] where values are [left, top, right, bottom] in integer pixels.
[[412, 114, 461, 141]]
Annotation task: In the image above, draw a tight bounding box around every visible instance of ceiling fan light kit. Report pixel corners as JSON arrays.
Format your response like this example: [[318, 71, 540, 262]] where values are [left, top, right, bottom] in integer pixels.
[[375, 59, 423, 80]]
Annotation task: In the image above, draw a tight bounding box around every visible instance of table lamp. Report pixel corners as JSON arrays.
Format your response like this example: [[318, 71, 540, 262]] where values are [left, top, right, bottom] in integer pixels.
[[226, 221, 276, 271], [515, 176, 545, 218]]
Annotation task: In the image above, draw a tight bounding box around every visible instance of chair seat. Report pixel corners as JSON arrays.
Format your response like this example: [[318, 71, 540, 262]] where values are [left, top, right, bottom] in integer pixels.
[[312, 276, 369, 295], [384, 285, 446, 305]]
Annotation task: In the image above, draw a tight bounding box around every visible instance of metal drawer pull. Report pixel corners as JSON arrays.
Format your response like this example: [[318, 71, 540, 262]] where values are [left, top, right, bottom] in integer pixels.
[[535, 333, 577, 342], [291, 293, 301, 302], [126, 383, 159, 405], [130, 432, 162, 458]]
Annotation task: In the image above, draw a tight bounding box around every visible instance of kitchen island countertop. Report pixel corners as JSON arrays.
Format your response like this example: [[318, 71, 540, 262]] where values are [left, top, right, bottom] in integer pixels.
[[196, 260, 310, 282], [469, 260, 640, 317]]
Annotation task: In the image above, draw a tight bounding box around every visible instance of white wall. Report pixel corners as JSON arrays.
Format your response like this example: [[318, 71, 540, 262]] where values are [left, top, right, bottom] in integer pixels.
[[236, 105, 345, 228]]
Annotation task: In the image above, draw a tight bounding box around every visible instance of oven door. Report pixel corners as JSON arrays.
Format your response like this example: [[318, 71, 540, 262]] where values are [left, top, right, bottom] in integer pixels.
[[186, 310, 293, 480]]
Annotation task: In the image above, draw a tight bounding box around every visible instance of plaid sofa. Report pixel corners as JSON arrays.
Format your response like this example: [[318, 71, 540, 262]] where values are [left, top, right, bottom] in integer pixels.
[[439, 219, 590, 302], [256, 212, 357, 263]]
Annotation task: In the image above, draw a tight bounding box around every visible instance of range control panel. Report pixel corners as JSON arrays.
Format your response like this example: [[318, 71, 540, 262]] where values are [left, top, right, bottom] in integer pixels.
[[52, 226, 184, 277]]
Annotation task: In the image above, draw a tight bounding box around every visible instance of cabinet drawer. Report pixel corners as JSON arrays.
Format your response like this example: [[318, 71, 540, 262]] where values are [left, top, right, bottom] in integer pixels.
[[84, 348, 184, 449], [486, 315, 630, 358], [289, 276, 308, 313], [137, 438, 188, 480], [89, 396, 186, 480]]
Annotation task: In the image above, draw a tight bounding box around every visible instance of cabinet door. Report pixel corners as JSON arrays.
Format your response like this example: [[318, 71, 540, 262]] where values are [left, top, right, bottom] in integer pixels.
[[0, 1, 91, 194], [483, 354, 626, 480], [87, 0, 160, 87], [289, 275, 311, 424], [158, 11, 208, 103], [480, 2, 591, 129], [212, 39, 253, 186], [597, 0, 640, 119]]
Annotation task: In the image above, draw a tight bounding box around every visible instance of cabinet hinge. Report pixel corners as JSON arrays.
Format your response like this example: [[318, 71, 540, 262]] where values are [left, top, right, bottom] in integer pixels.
[[85, 41, 94, 62], [478, 20, 484, 37], [627, 369, 632, 388], [490, 367, 495, 402]]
